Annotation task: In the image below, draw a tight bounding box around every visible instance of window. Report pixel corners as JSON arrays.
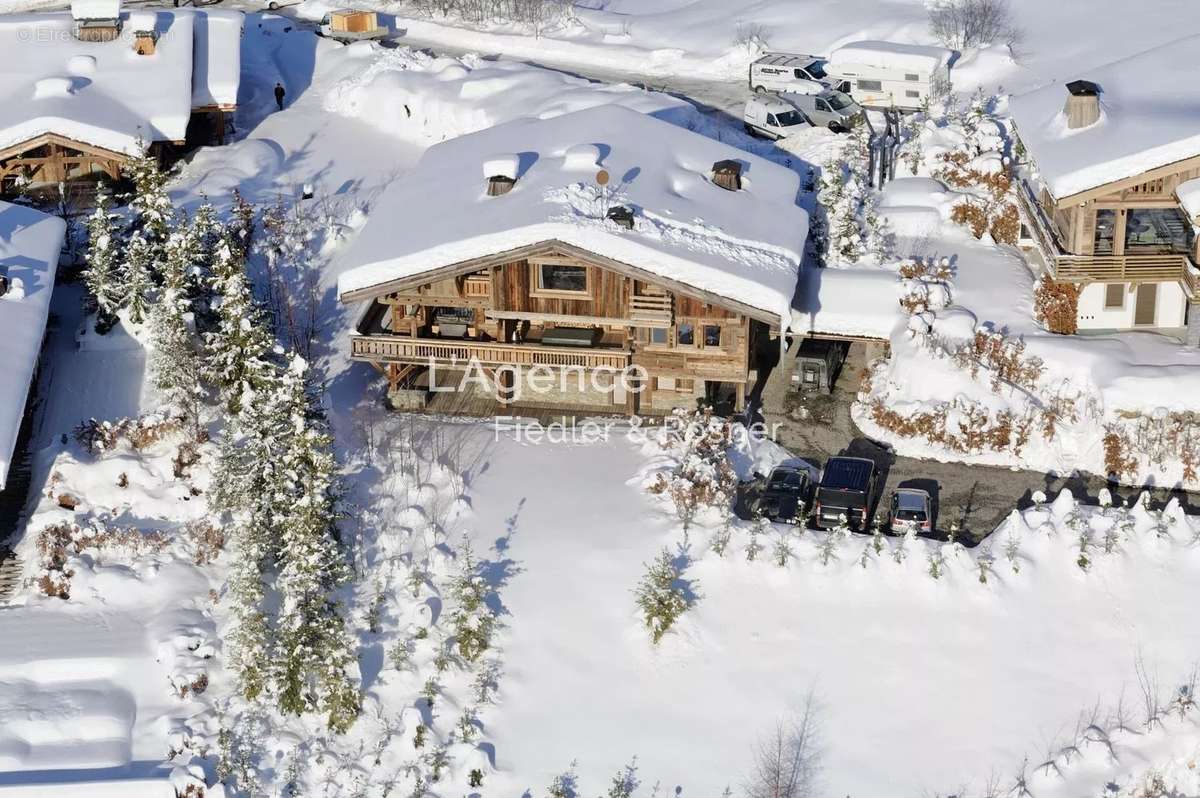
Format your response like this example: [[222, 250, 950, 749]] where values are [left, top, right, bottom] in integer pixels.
[[767, 114, 779, 127], [657, 377, 694, 393], [1094, 209, 1116, 255], [905, 90, 920, 98], [816, 99, 831, 113], [703, 325, 722, 347], [775, 110, 804, 126], [1104, 283, 1125, 310], [649, 327, 669, 345], [826, 91, 854, 111], [857, 79, 883, 92], [904, 73, 919, 81], [1125, 207, 1192, 254], [676, 322, 696, 346], [535, 263, 589, 294], [805, 61, 827, 80]]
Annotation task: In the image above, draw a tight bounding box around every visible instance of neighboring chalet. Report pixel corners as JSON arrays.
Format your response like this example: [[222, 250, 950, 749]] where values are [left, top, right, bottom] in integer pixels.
[[1010, 37, 1200, 342], [0, 0, 242, 198], [337, 105, 807, 416], [0, 200, 66, 490]]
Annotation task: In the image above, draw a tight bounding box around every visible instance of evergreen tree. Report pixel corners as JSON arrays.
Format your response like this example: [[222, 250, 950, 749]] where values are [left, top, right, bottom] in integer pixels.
[[203, 236, 276, 414], [127, 151, 174, 249], [83, 190, 124, 332], [150, 226, 205, 436], [122, 232, 155, 324], [271, 357, 360, 732], [449, 541, 495, 663]]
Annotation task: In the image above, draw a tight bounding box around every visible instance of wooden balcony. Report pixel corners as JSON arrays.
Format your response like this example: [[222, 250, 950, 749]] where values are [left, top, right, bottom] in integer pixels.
[[351, 335, 632, 371], [1016, 180, 1198, 300]]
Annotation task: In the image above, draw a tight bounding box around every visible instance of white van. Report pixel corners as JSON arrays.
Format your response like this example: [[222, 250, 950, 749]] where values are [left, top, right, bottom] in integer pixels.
[[825, 41, 952, 110], [748, 52, 829, 95]]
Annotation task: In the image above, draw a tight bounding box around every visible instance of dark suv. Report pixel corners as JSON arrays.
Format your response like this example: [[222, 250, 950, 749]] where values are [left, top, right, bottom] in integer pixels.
[[813, 456, 878, 530], [754, 465, 814, 525]]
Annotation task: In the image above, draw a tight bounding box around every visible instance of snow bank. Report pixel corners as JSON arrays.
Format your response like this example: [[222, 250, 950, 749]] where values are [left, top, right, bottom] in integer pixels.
[[337, 105, 806, 327], [0, 201, 65, 491], [184, 9, 243, 109], [1010, 34, 1200, 199], [791, 267, 901, 339], [322, 46, 696, 145]]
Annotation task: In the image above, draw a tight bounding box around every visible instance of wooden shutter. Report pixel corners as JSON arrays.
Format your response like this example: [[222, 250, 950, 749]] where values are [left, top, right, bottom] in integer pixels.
[[1104, 283, 1124, 309], [1134, 283, 1158, 326]]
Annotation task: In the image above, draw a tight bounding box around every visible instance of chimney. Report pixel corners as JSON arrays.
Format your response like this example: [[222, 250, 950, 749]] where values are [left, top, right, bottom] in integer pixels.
[[606, 205, 635, 230], [71, 0, 122, 42], [133, 30, 157, 55], [712, 159, 743, 191], [483, 154, 520, 197], [1064, 80, 1101, 130], [486, 175, 516, 197]]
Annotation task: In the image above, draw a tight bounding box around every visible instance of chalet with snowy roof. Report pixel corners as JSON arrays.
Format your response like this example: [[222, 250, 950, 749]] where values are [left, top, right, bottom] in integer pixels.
[[0, 200, 66, 491], [1010, 37, 1200, 341], [0, 0, 242, 198], [337, 105, 807, 416]]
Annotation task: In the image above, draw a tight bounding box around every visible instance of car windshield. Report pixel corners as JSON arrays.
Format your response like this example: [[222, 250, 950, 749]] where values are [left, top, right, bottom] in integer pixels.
[[769, 471, 804, 490], [775, 110, 805, 127], [806, 60, 827, 80], [824, 91, 855, 111]]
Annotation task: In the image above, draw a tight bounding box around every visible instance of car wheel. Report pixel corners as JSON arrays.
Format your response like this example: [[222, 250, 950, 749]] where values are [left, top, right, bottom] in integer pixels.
[[754, 85, 767, 94], [267, 1, 279, 8], [828, 121, 842, 132]]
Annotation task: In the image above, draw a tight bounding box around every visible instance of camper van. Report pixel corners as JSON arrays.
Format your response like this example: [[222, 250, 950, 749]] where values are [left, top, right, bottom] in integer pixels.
[[748, 52, 829, 95], [825, 41, 952, 110]]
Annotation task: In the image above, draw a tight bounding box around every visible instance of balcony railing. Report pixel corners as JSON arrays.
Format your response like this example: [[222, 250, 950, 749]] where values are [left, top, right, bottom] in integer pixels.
[[351, 335, 632, 370], [1016, 180, 1197, 299]]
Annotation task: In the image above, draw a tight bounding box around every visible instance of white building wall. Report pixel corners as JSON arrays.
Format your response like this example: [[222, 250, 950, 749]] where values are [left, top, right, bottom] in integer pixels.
[[1076, 280, 1187, 330]]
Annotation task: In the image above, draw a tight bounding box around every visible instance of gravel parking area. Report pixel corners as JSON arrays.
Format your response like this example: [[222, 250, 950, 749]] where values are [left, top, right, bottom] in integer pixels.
[[755, 336, 1200, 545]]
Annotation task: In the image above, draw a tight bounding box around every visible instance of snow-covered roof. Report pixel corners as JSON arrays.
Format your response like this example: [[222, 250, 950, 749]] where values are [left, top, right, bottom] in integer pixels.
[[71, 0, 120, 21], [338, 105, 807, 326], [185, 9, 243, 109], [1176, 177, 1200, 221], [1010, 34, 1200, 200], [0, 201, 66, 491], [0, 9, 242, 157], [828, 41, 952, 74], [791, 268, 900, 340]]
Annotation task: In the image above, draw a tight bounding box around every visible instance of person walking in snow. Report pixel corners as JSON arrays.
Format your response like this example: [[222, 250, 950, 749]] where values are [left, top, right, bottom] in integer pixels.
[[274, 82, 286, 111]]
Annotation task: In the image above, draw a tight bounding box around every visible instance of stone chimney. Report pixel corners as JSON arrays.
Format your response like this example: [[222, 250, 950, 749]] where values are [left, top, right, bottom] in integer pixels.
[[1064, 80, 1101, 130], [483, 155, 520, 197], [71, 0, 122, 42], [712, 159, 743, 191]]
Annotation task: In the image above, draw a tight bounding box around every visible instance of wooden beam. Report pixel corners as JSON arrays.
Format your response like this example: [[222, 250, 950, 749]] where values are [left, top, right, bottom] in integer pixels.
[[485, 310, 641, 327], [1057, 151, 1200, 206], [341, 240, 784, 326]]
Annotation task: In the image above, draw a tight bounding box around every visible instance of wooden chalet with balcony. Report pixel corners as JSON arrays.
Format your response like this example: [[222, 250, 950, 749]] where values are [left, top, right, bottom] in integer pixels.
[[337, 106, 807, 417], [1010, 53, 1200, 342]]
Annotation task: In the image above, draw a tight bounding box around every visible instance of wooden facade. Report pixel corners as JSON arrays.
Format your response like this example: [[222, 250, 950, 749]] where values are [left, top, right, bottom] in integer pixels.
[[1018, 153, 1200, 314], [346, 240, 771, 415], [0, 133, 126, 197]]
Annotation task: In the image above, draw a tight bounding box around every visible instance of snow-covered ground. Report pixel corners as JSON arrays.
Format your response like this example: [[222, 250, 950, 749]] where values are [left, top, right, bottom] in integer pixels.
[[3, 5, 1200, 796]]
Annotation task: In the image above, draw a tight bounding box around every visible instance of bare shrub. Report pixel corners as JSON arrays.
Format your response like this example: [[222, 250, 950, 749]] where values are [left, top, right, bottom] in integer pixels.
[[187, 520, 227, 565], [1033, 278, 1080, 335], [745, 695, 822, 798], [35, 520, 169, 599], [928, 0, 1023, 51], [74, 414, 183, 455], [1103, 428, 1138, 481]]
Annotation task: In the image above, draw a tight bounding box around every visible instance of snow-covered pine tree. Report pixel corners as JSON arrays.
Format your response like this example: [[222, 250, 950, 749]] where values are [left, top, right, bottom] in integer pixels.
[[270, 356, 360, 732], [448, 541, 496, 663], [126, 151, 174, 250], [203, 235, 277, 414], [83, 190, 124, 333], [150, 226, 205, 437], [122, 232, 155, 325]]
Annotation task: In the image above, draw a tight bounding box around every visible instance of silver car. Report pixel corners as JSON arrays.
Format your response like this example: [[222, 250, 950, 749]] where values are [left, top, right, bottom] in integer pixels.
[[784, 89, 862, 132], [889, 488, 933, 534]]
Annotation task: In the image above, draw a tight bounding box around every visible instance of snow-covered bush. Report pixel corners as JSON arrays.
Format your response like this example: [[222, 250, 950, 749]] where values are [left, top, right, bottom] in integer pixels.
[[448, 541, 497, 663], [649, 408, 738, 533], [1033, 277, 1081, 335], [633, 548, 695, 645], [34, 520, 169, 599], [73, 414, 184, 454], [817, 125, 894, 266]]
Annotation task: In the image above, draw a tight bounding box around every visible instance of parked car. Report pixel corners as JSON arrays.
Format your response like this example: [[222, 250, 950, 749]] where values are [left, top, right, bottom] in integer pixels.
[[754, 465, 814, 525], [813, 456, 878, 530], [888, 488, 933, 534], [748, 52, 828, 95], [783, 89, 862, 131], [743, 96, 809, 140], [792, 338, 849, 395]]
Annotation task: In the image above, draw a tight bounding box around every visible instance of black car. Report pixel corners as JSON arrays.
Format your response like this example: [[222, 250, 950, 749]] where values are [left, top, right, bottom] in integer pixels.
[[754, 465, 813, 524], [813, 456, 878, 530]]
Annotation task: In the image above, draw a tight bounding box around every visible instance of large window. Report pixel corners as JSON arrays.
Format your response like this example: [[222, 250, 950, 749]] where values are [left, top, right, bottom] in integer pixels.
[[1104, 283, 1124, 310], [536, 263, 589, 295], [857, 79, 883, 92], [1094, 208, 1116, 255], [1125, 207, 1192, 254]]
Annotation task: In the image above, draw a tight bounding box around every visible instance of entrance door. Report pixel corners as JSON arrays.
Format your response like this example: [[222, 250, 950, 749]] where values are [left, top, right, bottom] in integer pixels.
[[1134, 283, 1158, 326]]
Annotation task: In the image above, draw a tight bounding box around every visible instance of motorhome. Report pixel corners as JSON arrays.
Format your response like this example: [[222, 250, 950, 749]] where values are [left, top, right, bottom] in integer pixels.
[[748, 52, 828, 95], [825, 40, 951, 111]]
